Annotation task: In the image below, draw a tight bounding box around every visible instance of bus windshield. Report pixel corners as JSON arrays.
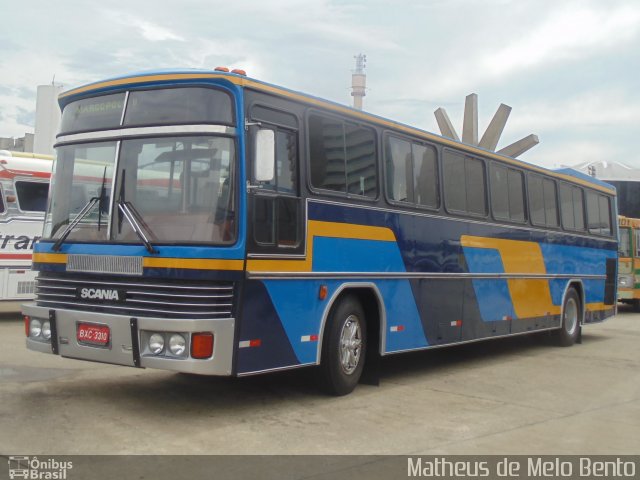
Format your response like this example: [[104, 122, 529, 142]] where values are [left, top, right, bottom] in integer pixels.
[[44, 135, 236, 245]]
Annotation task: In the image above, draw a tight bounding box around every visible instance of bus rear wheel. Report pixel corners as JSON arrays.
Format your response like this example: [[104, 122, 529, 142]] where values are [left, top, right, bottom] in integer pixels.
[[557, 287, 581, 346], [320, 295, 367, 396]]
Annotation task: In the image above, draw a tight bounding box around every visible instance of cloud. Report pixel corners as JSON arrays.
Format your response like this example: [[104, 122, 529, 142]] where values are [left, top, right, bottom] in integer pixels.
[[0, 0, 638, 170], [103, 10, 185, 42], [483, 3, 640, 76], [507, 90, 640, 133]]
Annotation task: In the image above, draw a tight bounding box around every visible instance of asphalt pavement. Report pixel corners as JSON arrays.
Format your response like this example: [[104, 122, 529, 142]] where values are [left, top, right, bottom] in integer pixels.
[[1, 307, 638, 455]]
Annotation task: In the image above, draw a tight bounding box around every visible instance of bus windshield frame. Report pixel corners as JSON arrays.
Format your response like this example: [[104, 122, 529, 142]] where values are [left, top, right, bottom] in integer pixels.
[[45, 85, 238, 247]]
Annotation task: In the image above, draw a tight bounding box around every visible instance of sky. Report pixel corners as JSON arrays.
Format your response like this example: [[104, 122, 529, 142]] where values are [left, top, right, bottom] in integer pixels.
[[1, 0, 639, 168]]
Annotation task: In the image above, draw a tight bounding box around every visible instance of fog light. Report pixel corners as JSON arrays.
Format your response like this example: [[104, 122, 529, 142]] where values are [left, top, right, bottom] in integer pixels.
[[42, 321, 52, 340], [191, 333, 214, 359], [30, 319, 42, 338], [149, 333, 165, 355], [168, 334, 186, 356]]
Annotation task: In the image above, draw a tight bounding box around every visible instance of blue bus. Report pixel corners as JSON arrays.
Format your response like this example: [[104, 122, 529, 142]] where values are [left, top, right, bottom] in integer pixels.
[[23, 69, 618, 395]]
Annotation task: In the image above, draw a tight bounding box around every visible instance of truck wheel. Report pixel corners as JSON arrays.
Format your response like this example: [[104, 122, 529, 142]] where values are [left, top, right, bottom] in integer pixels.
[[320, 295, 367, 396], [557, 287, 581, 346]]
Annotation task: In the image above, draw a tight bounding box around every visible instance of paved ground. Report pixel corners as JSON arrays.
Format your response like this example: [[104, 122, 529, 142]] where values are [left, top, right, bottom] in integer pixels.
[[0, 308, 638, 455]]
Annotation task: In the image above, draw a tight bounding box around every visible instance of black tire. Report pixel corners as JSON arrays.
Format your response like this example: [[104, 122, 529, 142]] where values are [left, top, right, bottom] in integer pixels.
[[557, 287, 582, 347], [319, 295, 367, 396]]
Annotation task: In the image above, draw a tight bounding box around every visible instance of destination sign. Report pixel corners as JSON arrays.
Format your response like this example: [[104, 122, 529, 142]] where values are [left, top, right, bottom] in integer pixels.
[[60, 92, 126, 133]]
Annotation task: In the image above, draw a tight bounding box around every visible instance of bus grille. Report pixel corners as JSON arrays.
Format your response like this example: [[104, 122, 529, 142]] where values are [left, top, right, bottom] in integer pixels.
[[35, 272, 235, 319]]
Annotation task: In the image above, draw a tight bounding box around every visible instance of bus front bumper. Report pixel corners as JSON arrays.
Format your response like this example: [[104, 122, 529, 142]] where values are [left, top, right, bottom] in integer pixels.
[[23, 303, 235, 376]]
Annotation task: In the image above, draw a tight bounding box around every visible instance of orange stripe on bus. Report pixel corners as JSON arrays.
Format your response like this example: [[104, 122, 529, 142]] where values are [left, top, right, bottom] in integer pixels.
[[461, 236, 561, 318], [142, 257, 244, 271], [32, 253, 67, 264]]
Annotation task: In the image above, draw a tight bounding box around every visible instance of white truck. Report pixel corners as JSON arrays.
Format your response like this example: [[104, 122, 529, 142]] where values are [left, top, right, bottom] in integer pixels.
[[0, 150, 52, 312]]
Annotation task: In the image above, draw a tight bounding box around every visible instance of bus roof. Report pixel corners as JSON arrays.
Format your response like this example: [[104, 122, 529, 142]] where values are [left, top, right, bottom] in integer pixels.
[[59, 69, 616, 195], [552, 167, 617, 191]]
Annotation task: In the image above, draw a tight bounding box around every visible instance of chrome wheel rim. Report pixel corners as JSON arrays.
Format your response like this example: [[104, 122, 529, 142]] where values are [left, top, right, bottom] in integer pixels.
[[339, 315, 363, 375], [564, 297, 578, 335]]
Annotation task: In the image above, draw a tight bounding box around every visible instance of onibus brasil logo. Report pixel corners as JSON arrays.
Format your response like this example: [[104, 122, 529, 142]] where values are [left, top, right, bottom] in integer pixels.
[[8, 456, 73, 479]]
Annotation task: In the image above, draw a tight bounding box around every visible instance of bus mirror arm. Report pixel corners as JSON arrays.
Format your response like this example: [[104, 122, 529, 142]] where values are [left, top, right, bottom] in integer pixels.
[[246, 181, 264, 192]]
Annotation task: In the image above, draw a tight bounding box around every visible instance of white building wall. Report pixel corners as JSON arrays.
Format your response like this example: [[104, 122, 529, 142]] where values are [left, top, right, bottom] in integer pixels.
[[33, 84, 62, 155]]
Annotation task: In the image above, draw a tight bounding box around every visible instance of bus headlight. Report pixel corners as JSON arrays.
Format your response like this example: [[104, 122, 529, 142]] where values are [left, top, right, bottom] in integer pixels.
[[619, 275, 634, 288], [29, 319, 42, 338], [149, 333, 165, 355], [168, 334, 186, 356], [41, 321, 52, 340]]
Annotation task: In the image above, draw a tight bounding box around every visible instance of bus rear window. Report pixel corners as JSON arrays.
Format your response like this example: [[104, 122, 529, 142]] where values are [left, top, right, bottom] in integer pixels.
[[15, 181, 49, 212], [124, 88, 234, 126]]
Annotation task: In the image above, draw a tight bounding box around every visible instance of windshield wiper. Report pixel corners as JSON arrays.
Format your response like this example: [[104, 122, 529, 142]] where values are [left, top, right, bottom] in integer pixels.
[[117, 201, 158, 254], [52, 167, 109, 252], [117, 169, 158, 254], [52, 196, 100, 252]]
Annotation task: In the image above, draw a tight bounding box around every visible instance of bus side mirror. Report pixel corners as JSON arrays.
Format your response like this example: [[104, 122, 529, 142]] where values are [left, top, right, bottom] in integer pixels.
[[254, 129, 275, 182]]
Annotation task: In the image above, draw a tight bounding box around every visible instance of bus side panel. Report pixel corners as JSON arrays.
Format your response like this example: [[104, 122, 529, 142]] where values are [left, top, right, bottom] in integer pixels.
[[238, 201, 617, 375], [0, 209, 44, 304], [236, 280, 301, 374]]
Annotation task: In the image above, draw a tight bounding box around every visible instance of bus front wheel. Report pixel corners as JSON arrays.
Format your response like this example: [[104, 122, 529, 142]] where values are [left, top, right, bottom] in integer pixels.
[[557, 288, 582, 347], [320, 295, 367, 396]]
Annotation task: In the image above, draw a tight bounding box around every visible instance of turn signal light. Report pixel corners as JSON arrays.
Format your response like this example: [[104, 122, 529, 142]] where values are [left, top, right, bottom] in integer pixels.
[[24, 315, 30, 337], [191, 332, 214, 359], [319, 285, 328, 300]]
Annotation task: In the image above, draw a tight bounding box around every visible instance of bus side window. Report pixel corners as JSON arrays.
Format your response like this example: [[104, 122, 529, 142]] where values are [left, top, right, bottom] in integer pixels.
[[386, 136, 412, 203], [15, 181, 49, 212], [0, 185, 5, 213], [528, 174, 558, 227], [586, 191, 612, 236], [308, 113, 377, 199], [635, 229, 640, 257]]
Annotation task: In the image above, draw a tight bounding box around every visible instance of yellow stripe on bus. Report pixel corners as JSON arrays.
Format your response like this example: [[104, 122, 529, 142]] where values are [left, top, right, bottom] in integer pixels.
[[585, 303, 608, 312], [32, 253, 67, 264], [32, 253, 244, 271], [142, 257, 244, 271], [460, 236, 561, 318], [246, 220, 396, 272]]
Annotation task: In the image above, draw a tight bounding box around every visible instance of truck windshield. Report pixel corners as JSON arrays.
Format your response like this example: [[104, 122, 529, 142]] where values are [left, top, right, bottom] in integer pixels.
[[44, 135, 236, 245]]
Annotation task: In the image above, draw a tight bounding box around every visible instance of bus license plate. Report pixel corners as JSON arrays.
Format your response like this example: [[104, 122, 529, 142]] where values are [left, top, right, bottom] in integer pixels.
[[77, 323, 110, 346]]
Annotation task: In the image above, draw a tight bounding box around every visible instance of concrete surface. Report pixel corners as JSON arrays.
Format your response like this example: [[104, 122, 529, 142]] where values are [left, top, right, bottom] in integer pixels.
[[0, 308, 638, 455]]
